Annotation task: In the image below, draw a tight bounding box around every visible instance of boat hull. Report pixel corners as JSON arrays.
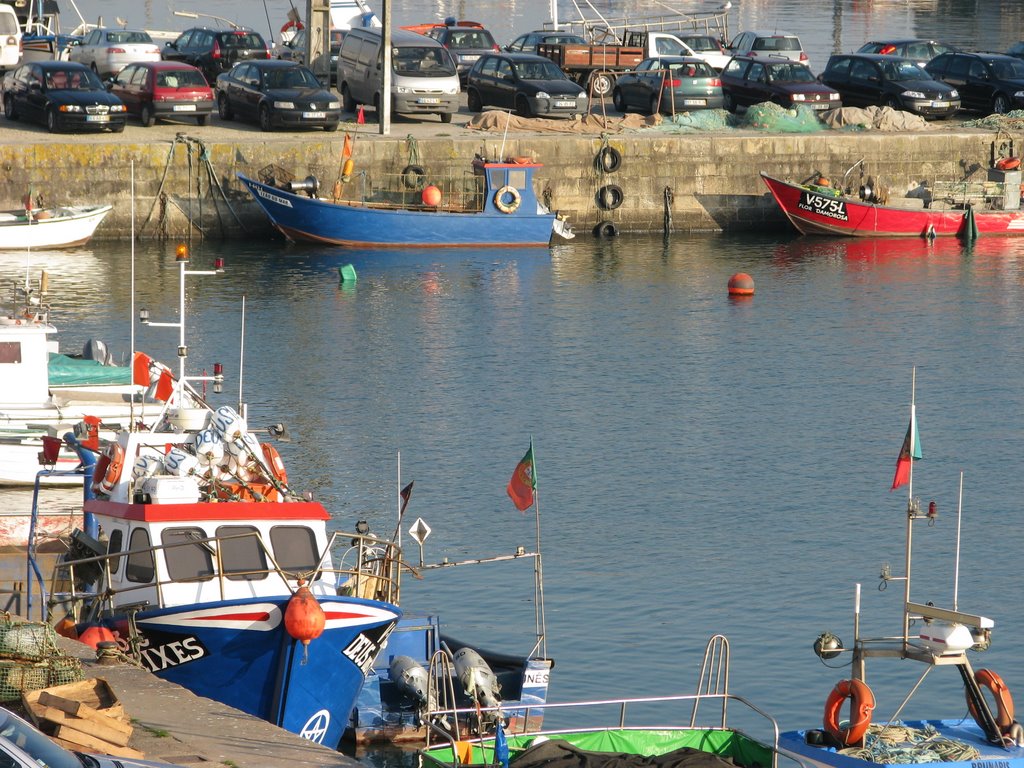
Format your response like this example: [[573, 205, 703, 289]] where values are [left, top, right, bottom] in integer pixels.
[[761, 173, 1024, 237], [238, 174, 555, 247], [94, 596, 400, 749], [0, 205, 112, 249]]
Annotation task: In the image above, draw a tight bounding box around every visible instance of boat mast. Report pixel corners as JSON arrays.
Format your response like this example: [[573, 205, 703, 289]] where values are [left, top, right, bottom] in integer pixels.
[[901, 367, 916, 648]]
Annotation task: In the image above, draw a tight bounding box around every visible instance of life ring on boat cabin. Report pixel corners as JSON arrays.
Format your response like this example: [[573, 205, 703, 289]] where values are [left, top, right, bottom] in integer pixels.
[[261, 443, 288, 485], [996, 157, 1021, 171], [824, 678, 875, 746], [91, 443, 125, 495], [967, 669, 1016, 734], [494, 185, 521, 214], [280, 19, 304, 35]]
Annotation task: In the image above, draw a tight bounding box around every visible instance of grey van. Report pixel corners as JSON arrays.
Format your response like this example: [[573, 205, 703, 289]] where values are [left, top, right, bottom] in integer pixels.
[[336, 28, 460, 122]]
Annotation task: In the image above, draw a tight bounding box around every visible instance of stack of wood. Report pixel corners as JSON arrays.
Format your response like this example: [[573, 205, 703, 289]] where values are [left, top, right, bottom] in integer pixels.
[[22, 678, 143, 759]]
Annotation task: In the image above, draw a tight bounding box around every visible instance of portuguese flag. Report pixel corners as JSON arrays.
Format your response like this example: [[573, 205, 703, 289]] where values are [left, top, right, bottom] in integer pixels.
[[506, 442, 536, 511], [891, 406, 922, 491]]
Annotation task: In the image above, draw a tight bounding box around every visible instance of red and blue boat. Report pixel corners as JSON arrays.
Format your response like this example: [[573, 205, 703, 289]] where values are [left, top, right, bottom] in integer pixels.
[[237, 156, 573, 247]]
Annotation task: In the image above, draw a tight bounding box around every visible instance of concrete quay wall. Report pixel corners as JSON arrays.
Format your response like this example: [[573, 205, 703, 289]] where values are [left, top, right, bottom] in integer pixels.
[[0, 130, 1004, 239]]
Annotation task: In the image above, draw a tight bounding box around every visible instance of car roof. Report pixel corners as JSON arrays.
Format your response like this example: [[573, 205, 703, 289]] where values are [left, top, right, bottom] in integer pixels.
[[493, 52, 553, 62], [136, 61, 204, 70], [244, 59, 299, 68], [739, 30, 800, 38], [863, 38, 945, 45], [731, 53, 809, 63], [833, 52, 913, 62], [644, 55, 707, 64], [36, 60, 91, 70]]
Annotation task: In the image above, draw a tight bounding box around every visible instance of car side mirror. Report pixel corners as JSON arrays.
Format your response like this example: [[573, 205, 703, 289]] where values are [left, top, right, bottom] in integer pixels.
[[28, 81, 41, 91], [868, 74, 880, 83]]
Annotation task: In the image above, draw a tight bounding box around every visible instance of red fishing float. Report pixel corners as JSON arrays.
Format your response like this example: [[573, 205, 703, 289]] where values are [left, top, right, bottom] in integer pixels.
[[285, 580, 326, 664], [422, 185, 442, 206], [728, 272, 755, 296]]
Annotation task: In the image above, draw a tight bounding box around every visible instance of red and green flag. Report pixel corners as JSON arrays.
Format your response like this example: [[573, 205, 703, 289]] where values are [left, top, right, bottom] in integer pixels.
[[891, 406, 922, 490], [506, 442, 536, 511]]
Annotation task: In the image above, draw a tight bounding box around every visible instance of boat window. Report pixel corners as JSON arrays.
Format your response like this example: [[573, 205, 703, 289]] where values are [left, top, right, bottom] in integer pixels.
[[0, 343, 20, 364], [216, 525, 268, 580], [162, 527, 214, 582], [269, 526, 320, 573], [508, 169, 527, 188], [488, 168, 504, 188], [106, 529, 123, 575], [125, 528, 155, 583]]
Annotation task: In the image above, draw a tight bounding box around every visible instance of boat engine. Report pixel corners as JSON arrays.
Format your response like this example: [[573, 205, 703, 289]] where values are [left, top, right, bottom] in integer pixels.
[[286, 175, 320, 198], [389, 655, 438, 720], [453, 647, 502, 715]]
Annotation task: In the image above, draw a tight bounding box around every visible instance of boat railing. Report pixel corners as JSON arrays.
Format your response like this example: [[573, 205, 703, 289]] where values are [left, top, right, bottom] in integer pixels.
[[559, 0, 730, 44], [42, 527, 401, 625], [423, 691, 800, 768], [334, 170, 486, 213]]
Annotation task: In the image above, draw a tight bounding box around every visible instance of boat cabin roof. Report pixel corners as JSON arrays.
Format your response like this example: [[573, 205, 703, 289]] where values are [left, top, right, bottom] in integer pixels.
[[84, 499, 330, 524]]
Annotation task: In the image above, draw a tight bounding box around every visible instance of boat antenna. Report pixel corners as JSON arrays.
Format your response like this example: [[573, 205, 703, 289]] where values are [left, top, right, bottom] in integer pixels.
[[953, 471, 963, 611], [130, 160, 136, 427], [262, 0, 275, 45], [901, 366, 917, 646], [530, 437, 547, 660], [499, 110, 512, 162], [238, 295, 246, 419]]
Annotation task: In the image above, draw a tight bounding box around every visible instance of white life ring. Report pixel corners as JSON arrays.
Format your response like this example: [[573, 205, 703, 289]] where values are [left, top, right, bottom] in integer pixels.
[[494, 185, 521, 214]]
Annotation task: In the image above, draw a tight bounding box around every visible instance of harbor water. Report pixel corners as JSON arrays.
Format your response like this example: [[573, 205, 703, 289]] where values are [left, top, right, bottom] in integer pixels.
[[3, 232, 1024, 757]]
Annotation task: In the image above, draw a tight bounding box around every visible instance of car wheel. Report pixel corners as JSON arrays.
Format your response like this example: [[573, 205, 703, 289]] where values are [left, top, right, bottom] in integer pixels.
[[993, 94, 1011, 114], [217, 93, 233, 120], [590, 72, 613, 97], [324, 120, 339, 132], [341, 84, 356, 113], [612, 87, 626, 112], [46, 108, 59, 133], [723, 92, 735, 112], [259, 104, 273, 131], [111, 121, 125, 133], [467, 88, 481, 112], [196, 114, 209, 126], [140, 103, 155, 127], [439, 111, 453, 124], [649, 95, 661, 116], [3, 94, 17, 121], [885, 95, 902, 111], [515, 95, 533, 118]]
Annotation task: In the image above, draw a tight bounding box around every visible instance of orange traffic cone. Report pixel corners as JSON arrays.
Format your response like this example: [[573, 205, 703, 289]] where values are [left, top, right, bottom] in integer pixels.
[[356, 105, 365, 125]]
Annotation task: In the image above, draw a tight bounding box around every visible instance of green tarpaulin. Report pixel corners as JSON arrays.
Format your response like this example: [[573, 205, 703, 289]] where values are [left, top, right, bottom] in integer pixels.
[[48, 354, 132, 387]]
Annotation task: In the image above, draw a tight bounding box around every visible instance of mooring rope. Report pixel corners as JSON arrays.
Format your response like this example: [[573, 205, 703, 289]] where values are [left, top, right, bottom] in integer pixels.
[[839, 722, 981, 764]]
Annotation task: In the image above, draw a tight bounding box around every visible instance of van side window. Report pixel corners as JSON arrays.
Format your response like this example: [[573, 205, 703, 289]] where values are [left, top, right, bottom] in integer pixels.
[[356, 38, 375, 67]]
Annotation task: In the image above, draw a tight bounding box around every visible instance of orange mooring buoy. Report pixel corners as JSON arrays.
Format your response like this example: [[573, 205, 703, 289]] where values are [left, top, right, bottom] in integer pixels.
[[728, 272, 755, 296], [285, 580, 326, 664]]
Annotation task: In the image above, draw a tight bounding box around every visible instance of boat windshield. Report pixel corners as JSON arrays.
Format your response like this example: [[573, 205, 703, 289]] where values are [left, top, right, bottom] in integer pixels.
[[393, 46, 456, 76], [880, 60, 928, 81]]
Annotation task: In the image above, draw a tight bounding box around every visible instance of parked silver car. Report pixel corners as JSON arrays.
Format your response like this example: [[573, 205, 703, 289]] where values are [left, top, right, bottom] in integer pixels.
[[68, 28, 161, 78]]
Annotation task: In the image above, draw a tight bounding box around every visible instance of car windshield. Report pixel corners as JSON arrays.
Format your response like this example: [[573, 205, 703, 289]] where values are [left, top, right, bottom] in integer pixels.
[[513, 59, 565, 80], [221, 32, 264, 49], [45, 68, 101, 89], [446, 30, 494, 49], [753, 36, 801, 52], [264, 67, 319, 88], [0, 708, 82, 768], [545, 34, 584, 45], [668, 61, 714, 78], [768, 63, 815, 82], [107, 31, 152, 43], [157, 69, 207, 87], [880, 59, 928, 81], [992, 59, 1024, 79], [393, 46, 455, 76], [682, 37, 722, 52]]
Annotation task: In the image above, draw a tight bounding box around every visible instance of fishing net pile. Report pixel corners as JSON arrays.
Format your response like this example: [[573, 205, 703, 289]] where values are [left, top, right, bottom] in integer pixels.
[[838, 722, 980, 764], [0, 614, 83, 702], [959, 109, 1024, 130]]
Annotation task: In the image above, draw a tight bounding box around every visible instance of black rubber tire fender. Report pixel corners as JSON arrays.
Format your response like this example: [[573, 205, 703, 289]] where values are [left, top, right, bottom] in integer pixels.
[[596, 184, 624, 210], [595, 144, 622, 173], [401, 165, 426, 190], [593, 220, 619, 237]]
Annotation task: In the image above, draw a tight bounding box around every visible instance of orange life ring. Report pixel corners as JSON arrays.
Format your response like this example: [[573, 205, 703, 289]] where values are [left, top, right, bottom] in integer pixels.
[[261, 443, 288, 485], [996, 157, 1021, 171], [824, 679, 875, 746], [92, 443, 124, 495], [968, 669, 1015, 733], [281, 19, 303, 35]]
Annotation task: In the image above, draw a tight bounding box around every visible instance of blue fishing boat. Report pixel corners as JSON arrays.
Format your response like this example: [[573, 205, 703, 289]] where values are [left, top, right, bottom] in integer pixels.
[[237, 156, 573, 247]]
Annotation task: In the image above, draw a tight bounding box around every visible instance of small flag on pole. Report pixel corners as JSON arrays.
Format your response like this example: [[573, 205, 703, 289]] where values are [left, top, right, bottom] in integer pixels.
[[132, 351, 153, 386], [506, 441, 536, 511], [155, 368, 175, 402], [891, 406, 922, 490], [400, 481, 414, 513]]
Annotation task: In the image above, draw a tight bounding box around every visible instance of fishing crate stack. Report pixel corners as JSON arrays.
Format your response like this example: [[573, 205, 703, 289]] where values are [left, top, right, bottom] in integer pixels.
[[0, 614, 83, 701]]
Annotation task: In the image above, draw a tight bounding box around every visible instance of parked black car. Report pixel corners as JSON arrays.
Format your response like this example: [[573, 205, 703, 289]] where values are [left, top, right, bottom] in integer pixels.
[[856, 39, 958, 67], [215, 59, 340, 131], [465, 52, 588, 118], [926, 51, 1024, 114], [720, 54, 841, 112], [424, 22, 499, 82], [162, 27, 270, 87], [2, 60, 126, 133], [505, 30, 586, 55], [819, 53, 959, 118], [612, 56, 723, 114]]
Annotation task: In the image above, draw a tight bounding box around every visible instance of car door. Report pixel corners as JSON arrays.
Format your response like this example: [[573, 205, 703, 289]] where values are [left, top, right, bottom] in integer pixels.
[[847, 58, 880, 106], [471, 55, 498, 107], [110, 64, 136, 111], [227, 64, 253, 118], [76, 30, 99, 70], [965, 58, 994, 112], [491, 56, 517, 108], [632, 59, 662, 109], [742, 60, 767, 107], [163, 31, 190, 64], [937, 54, 971, 107]]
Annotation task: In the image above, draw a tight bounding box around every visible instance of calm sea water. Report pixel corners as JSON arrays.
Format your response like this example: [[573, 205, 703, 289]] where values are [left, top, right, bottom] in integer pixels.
[[4, 232, 1024, 757], [64, 0, 1024, 75]]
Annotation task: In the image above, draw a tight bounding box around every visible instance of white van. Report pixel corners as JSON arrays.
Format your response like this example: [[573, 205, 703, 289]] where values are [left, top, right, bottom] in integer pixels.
[[0, 5, 22, 71], [336, 28, 459, 123]]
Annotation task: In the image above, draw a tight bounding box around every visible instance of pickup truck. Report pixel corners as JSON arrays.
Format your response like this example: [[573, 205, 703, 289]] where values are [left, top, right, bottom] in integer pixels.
[[536, 42, 645, 95]]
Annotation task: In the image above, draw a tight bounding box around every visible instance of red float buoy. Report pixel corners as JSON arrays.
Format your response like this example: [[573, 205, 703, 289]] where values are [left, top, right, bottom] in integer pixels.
[[728, 272, 755, 296], [77, 625, 116, 649], [422, 185, 442, 206], [285, 580, 326, 664]]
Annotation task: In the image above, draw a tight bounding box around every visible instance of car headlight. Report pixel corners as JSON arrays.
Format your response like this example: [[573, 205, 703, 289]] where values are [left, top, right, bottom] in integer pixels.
[[1015, 90, 1024, 99], [443, 85, 458, 95], [829, 92, 840, 100], [395, 85, 411, 94], [328, 101, 340, 109], [535, 91, 551, 99], [902, 90, 925, 99], [58, 104, 82, 112], [273, 100, 295, 109], [111, 104, 125, 113], [948, 89, 958, 98], [791, 93, 806, 101]]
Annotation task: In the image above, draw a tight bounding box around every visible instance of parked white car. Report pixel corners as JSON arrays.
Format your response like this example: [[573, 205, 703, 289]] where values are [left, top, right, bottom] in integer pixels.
[[0, 5, 22, 71], [68, 27, 161, 78]]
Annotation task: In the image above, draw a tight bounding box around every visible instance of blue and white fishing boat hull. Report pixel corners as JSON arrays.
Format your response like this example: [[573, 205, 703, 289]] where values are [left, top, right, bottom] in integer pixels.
[[238, 159, 561, 247]]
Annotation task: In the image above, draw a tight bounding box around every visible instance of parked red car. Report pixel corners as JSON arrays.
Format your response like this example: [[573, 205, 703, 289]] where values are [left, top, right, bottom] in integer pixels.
[[107, 61, 214, 126]]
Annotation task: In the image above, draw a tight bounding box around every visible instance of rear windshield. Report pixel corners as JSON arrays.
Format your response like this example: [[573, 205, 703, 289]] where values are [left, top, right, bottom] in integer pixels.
[[0, 15, 19, 35], [220, 32, 265, 49], [157, 69, 208, 87], [753, 36, 802, 52], [446, 30, 495, 50], [767, 63, 815, 82], [669, 61, 715, 78], [682, 36, 722, 52], [393, 46, 456, 76], [107, 31, 153, 44]]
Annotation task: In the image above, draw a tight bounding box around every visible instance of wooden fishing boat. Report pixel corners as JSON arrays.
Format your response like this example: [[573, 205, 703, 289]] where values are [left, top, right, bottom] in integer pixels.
[[0, 204, 111, 249], [237, 156, 573, 248], [761, 171, 1024, 237], [780, 379, 1024, 768]]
